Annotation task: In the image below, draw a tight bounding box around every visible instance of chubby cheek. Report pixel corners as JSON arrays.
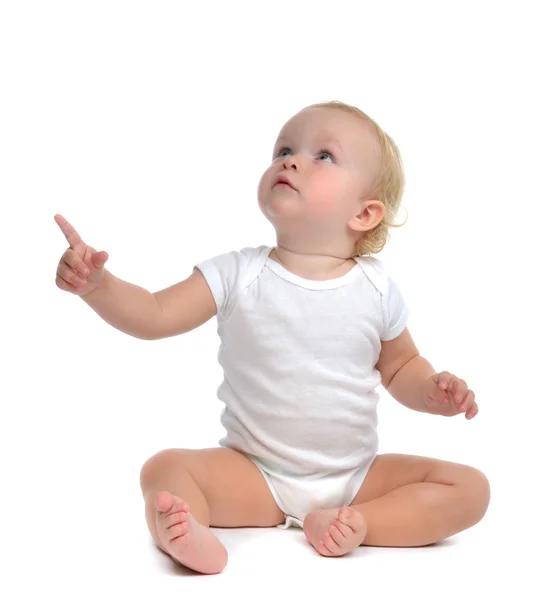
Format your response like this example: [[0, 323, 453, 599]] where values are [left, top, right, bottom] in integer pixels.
[[306, 183, 344, 217], [257, 168, 274, 201], [313, 194, 336, 212]]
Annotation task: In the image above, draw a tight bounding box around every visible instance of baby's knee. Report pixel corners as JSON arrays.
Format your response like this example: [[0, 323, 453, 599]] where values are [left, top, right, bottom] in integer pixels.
[[139, 448, 182, 492], [462, 467, 491, 523]]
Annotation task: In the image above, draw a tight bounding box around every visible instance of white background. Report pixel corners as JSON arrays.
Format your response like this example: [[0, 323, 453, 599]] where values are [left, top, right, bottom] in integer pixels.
[[1, 1, 549, 598]]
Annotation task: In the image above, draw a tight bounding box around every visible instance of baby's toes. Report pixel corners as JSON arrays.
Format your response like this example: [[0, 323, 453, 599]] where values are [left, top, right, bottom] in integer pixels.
[[332, 516, 354, 537], [155, 491, 189, 514], [328, 521, 347, 544], [163, 510, 188, 530], [321, 531, 340, 554], [338, 507, 365, 533], [166, 521, 189, 543]]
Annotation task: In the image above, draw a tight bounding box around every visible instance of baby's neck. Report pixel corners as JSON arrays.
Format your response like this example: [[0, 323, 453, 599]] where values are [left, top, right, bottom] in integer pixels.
[[269, 246, 356, 281]]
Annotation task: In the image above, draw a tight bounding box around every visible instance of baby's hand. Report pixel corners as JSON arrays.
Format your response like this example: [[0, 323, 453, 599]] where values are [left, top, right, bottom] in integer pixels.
[[54, 214, 109, 296], [423, 371, 479, 419]]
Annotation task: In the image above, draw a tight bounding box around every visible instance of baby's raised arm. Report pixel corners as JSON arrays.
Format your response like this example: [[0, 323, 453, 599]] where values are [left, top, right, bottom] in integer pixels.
[[83, 267, 216, 340], [54, 214, 216, 340], [150, 268, 217, 339]]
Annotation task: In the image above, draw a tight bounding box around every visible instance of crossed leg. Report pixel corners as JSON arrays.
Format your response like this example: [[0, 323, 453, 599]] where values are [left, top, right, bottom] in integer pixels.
[[303, 454, 491, 557]]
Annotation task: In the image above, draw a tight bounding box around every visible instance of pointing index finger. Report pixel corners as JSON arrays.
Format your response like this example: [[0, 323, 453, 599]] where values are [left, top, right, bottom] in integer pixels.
[[54, 214, 85, 250]]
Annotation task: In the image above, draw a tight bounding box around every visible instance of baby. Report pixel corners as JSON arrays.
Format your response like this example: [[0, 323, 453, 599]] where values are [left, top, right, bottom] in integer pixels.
[[54, 101, 490, 575]]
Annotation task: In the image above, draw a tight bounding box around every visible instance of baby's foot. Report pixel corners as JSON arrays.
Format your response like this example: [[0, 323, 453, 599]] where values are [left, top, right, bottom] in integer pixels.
[[303, 507, 367, 557], [155, 491, 228, 574]]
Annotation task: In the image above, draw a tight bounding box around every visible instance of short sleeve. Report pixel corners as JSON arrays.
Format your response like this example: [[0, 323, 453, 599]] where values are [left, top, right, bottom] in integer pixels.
[[380, 274, 409, 341], [193, 248, 257, 321]]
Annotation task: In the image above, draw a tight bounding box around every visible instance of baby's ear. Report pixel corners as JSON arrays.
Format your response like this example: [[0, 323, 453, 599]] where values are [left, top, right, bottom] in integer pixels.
[[348, 200, 385, 232]]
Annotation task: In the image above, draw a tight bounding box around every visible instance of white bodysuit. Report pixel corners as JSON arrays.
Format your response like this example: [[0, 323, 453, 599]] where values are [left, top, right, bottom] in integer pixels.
[[194, 245, 408, 529]]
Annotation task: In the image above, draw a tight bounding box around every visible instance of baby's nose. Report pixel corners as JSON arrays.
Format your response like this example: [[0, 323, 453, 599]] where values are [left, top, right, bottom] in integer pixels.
[[283, 155, 300, 169]]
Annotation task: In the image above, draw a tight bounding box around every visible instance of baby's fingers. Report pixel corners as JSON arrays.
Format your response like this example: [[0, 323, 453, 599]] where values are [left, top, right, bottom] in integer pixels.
[[54, 214, 86, 252], [62, 248, 90, 278], [432, 371, 453, 390], [56, 260, 88, 290], [465, 402, 479, 420], [450, 378, 468, 405]]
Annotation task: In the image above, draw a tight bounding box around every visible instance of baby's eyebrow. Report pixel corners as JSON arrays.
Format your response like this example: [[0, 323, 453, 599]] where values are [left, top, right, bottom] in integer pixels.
[[274, 136, 344, 154], [319, 138, 344, 153]]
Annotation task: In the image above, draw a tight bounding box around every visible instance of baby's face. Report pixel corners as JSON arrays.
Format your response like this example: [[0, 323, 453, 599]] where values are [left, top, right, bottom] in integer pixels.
[[257, 107, 382, 246]]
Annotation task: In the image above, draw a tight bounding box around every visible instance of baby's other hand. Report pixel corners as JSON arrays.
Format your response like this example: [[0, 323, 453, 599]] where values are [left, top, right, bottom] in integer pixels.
[[423, 371, 479, 419]]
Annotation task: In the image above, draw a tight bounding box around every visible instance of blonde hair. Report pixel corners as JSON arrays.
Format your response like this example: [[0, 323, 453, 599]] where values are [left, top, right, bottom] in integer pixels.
[[303, 100, 408, 256]]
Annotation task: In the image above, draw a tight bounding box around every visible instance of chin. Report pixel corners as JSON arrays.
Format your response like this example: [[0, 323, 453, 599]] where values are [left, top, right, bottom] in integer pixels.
[[260, 195, 293, 217]]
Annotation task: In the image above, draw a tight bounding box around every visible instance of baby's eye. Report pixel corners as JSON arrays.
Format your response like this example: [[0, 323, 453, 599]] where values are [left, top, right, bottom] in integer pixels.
[[318, 150, 334, 163], [275, 148, 334, 162], [278, 148, 292, 158]]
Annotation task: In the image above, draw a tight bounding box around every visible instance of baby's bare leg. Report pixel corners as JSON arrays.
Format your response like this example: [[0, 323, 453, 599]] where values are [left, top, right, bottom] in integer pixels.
[[139, 447, 285, 574], [141, 456, 225, 574]]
